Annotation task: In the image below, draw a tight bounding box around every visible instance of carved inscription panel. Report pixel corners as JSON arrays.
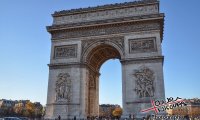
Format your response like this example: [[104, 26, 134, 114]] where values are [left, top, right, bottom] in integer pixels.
[[129, 37, 156, 53], [54, 44, 77, 58]]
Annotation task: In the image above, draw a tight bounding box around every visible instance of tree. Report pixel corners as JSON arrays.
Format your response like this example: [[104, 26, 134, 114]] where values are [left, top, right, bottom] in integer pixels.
[[0, 105, 14, 117], [34, 103, 43, 118], [23, 101, 35, 118], [14, 103, 24, 116], [112, 107, 123, 117]]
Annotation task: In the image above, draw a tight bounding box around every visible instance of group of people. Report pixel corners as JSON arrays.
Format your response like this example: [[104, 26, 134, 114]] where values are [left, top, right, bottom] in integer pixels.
[[56, 115, 125, 120], [55, 114, 200, 120], [86, 116, 121, 120], [56, 115, 76, 120]]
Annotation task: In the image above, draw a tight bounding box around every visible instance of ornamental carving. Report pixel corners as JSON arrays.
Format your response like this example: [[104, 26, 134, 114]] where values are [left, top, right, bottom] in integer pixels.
[[51, 22, 160, 40], [54, 44, 77, 58], [53, 4, 158, 25], [48, 14, 164, 31], [89, 74, 96, 89], [55, 73, 72, 102], [54, 0, 158, 16], [129, 37, 156, 53], [133, 66, 155, 98], [81, 36, 124, 56]]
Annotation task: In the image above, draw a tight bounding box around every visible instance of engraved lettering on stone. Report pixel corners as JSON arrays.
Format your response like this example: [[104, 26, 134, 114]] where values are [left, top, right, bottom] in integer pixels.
[[54, 45, 77, 58], [133, 66, 155, 98], [129, 37, 156, 53], [55, 73, 72, 102]]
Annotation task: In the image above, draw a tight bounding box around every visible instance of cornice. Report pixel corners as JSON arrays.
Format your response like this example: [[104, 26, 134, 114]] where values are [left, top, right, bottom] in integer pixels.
[[53, 0, 158, 17], [48, 62, 100, 75], [48, 62, 83, 69], [120, 56, 164, 65]]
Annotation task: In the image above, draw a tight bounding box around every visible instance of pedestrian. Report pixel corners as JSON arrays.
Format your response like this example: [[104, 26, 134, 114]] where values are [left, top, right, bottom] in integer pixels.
[[132, 114, 135, 120], [58, 115, 61, 120], [129, 114, 132, 119]]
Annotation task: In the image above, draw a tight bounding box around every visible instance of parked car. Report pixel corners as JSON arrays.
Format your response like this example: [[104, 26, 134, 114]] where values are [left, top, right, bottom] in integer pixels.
[[19, 117, 28, 120], [1, 117, 22, 120]]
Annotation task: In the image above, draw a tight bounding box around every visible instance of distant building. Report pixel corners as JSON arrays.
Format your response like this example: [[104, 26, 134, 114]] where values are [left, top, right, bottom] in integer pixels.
[[14, 100, 30, 108], [0, 99, 17, 116], [167, 98, 200, 117], [0, 99, 16, 108], [99, 104, 120, 117]]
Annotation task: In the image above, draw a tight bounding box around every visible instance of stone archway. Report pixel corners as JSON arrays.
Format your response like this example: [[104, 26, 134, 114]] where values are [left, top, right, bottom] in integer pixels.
[[83, 43, 122, 116], [45, 0, 165, 119]]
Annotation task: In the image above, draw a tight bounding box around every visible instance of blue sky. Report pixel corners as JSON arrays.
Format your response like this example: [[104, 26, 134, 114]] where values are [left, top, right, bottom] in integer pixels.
[[0, 0, 200, 106]]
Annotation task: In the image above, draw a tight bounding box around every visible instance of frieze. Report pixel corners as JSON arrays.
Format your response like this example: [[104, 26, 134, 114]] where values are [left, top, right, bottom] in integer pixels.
[[53, 0, 158, 17], [54, 44, 77, 59], [52, 22, 160, 40], [53, 4, 158, 25], [129, 37, 157, 53]]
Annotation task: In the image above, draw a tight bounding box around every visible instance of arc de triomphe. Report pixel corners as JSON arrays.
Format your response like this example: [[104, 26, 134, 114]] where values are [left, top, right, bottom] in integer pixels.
[[45, 0, 165, 119]]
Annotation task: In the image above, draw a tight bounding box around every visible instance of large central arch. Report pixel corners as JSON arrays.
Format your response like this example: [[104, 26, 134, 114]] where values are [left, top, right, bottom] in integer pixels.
[[45, 0, 165, 119], [82, 40, 123, 69], [83, 42, 122, 116]]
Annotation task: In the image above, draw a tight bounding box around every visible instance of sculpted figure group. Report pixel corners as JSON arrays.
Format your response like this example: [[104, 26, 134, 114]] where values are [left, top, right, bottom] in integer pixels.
[[134, 66, 155, 98]]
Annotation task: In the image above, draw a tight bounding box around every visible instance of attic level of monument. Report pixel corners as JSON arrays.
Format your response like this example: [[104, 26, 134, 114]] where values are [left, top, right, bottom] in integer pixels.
[[47, 16, 164, 42], [46, 0, 164, 41], [50, 0, 160, 25], [53, 0, 159, 17]]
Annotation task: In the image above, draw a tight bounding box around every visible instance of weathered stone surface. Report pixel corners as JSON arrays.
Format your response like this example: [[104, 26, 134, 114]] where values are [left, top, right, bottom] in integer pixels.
[[54, 45, 77, 59], [129, 37, 157, 53], [52, 0, 159, 25], [45, 0, 165, 119]]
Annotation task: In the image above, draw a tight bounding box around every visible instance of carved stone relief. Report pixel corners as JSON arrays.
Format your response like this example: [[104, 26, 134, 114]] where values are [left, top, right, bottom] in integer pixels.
[[133, 66, 155, 98], [54, 44, 77, 58], [89, 74, 96, 89], [52, 23, 160, 39], [81, 36, 124, 56], [53, 4, 158, 24], [48, 14, 164, 31], [129, 37, 156, 53], [55, 73, 72, 103]]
